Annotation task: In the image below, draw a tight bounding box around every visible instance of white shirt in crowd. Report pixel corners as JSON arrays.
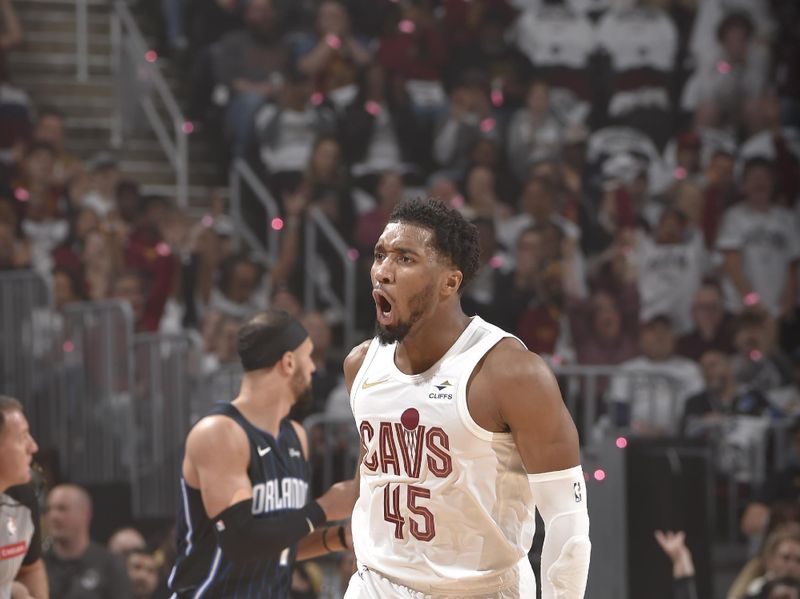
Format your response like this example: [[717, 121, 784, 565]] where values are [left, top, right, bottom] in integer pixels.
[[636, 229, 708, 335], [608, 356, 705, 433], [716, 203, 800, 317]]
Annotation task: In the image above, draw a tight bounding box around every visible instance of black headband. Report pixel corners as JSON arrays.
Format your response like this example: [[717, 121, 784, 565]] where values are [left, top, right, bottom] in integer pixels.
[[239, 318, 309, 372]]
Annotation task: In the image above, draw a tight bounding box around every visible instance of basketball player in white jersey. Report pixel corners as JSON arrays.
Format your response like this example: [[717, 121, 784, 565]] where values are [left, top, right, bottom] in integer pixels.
[[343, 198, 591, 598]]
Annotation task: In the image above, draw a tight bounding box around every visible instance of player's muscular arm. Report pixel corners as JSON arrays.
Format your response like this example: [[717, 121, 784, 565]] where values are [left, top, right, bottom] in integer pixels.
[[185, 416, 329, 564], [475, 341, 591, 599]]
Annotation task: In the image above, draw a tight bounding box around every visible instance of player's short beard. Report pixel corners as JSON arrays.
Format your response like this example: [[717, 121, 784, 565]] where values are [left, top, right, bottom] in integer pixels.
[[290, 369, 313, 409], [376, 282, 434, 346]]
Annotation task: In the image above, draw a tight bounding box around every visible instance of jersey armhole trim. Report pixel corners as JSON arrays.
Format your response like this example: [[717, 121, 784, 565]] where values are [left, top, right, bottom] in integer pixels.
[[456, 334, 523, 442], [349, 339, 380, 415]]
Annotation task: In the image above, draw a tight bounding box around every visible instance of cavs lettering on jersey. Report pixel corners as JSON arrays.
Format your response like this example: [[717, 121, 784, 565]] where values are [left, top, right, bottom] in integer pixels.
[[169, 403, 310, 599], [350, 317, 537, 592]]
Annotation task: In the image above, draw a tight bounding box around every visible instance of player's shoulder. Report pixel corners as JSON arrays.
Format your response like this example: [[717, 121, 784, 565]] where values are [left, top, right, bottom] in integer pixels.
[[289, 419, 309, 459], [480, 339, 556, 391], [186, 414, 248, 456], [343, 339, 373, 387]]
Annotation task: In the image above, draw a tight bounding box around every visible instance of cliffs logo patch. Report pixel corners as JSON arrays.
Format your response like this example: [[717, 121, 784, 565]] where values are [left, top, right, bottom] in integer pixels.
[[429, 380, 454, 400]]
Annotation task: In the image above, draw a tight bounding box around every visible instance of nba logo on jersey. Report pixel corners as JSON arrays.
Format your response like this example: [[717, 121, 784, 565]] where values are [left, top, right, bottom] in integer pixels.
[[574, 482, 582, 503]]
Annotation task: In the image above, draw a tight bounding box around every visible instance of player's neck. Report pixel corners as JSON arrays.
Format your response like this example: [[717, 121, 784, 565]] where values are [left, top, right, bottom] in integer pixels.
[[395, 309, 471, 375], [234, 377, 292, 436]]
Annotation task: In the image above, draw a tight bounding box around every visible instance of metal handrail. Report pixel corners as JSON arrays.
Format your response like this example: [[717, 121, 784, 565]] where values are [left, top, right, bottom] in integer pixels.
[[303, 206, 357, 351], [110, 0, 188, 207], [75, 0, 88, 81], [229, 158, 278, 266]]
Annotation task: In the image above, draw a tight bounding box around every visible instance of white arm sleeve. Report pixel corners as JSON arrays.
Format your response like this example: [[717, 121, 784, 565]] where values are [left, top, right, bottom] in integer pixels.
[[529, 465, 591, 599]]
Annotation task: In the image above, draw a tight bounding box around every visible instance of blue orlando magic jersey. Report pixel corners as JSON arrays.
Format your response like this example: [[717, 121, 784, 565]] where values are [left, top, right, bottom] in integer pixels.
[[169, 402, 311, 599]]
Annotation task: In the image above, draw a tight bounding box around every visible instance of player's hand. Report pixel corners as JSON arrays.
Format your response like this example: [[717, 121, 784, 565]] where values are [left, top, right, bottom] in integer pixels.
[[317, 480, 357, 522]]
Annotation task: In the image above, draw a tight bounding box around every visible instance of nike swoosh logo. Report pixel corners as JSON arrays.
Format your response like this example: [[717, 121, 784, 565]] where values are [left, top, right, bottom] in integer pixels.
[[362, 377, 389, 390], [257, 446, 271, 457]]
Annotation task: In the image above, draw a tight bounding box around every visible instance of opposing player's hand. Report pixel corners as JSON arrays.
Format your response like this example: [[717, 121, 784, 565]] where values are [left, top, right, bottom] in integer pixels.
[[317, 479, 357, 522]]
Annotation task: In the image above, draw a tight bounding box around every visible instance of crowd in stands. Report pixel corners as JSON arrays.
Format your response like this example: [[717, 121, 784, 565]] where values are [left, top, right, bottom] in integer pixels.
[[1, 0, 800, 596]]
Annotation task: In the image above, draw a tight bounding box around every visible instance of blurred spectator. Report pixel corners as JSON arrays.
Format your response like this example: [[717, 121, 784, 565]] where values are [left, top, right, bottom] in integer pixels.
[[124, 195, 178, 331], [654, 529, 698, 599], [676, 281, 735, 361], [596, 4, 678, 148], [636, 207, 708, 334], [290, 561, 322, 599], [698, 150, 737, 249], [301, 310, 340, 415], [0, 220, 30, 271], [114, 180, 143, 232], [81, 153, 120, 218], [255, 69, 337, 190], [111, 270, 147, 331], [0, 0, 28, 162], [682, 349, 770, 435], [433, 74, 493, 177], [728, 524, 800, 599], [108, 527, 146, 558], [682, 12, 769, 133], [731, 309, 792, 396], [205, 253, 265, 320], [741, 420, 800, 540], [340, 64, 427, 177], [506, 80, 564, 183], [568, 284, 640, 367], [296, 0, 371, 110], [511, 3, 594, 125], [31, 107, 81, 187], [608, 315, 704, 435], [84, 228, 122, 301], [126, 549, 159, 599], [205, 0, 290, 157], [462, 216, 508, 325], [717, 158, 799, 320], [354, 170, 404, 256], [44, 484, 133, 599], [377, 0, 448, 122], [757, 577, 800, 599]]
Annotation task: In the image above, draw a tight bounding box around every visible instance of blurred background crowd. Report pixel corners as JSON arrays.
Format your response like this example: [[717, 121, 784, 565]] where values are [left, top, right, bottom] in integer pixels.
[[0, 0, 799, 597]]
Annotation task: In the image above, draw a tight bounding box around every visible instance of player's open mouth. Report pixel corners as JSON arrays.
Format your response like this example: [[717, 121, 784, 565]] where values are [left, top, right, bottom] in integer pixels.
[[373, 290, 394, 326]]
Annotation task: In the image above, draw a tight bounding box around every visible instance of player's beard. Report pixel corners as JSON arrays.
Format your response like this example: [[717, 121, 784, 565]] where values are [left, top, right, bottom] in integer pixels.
[[376, 281, 434, 346], [288, 368, 314, 420]]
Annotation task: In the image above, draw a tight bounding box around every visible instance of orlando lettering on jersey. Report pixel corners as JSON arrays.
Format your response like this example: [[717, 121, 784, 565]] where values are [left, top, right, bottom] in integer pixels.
[[251, 478, 308, 514]]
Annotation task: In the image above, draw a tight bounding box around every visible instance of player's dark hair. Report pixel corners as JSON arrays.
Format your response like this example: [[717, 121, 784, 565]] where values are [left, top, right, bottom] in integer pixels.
[[236, 310, 309, 371], [0, 395, 23, 436], [388, 198, 480, 293]]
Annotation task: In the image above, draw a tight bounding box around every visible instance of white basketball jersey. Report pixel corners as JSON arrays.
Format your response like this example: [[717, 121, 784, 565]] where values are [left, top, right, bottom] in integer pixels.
[[349, 317, 536, 592]]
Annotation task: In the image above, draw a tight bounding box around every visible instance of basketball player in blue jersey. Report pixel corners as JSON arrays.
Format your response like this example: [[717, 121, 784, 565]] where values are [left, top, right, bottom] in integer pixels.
[[169, 310, 357, 598], [343, 199, 591, 598]]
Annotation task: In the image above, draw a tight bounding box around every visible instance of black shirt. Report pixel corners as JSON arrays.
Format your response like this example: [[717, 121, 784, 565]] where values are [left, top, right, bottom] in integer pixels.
[[44, 542, 132, 599]]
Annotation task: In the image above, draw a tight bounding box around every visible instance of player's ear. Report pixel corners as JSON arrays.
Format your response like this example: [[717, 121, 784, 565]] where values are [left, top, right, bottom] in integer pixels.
[[279, 351, 295, 374], [442, 269, 463, 297]]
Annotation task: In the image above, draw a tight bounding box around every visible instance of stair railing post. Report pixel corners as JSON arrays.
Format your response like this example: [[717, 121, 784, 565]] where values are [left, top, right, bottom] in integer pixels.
[[110, 3, 123, 148]]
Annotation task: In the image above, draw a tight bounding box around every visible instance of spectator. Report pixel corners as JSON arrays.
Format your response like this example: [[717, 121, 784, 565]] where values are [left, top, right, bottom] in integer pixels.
[[52, 265, 85, 310], [208, 0, 290, 157], [757, 577, 800, 599], [717, 158, 799, 320], [636, 207, 708, 334], [300, 310, 340, 415], [682, 350, 771, 435], [682, 12, 769, 133], [205, 253, 265, 320], [340, 64, 427, 178], [296, 0, 371, 110], [731, 309, 792, 396], [0, 0, 28, 162], [461, 216, 509, 326], [44, 484, 133, 599], [676, 281, 736, 361], [608, 315, 705, 435], [126, 549, 159, 599], [80, 153, 120, 218], [84, 228, 123, 301], [31, 107, 81, 187], [728, 524, 800, 599], [255, 68, 337, 191], [107, 527, 146, 558], [320, 551, 355, 599], [506, 80, 564, 183], [698, 149, 737, 249], [111, 270, 147, 331], [654, 529, 698, 599], [354, 170, 404, 257], [741, 420, 800, 540], [433, 74, 493, 177], [0, 220, 29, 270], [114, 180, 143, 232]]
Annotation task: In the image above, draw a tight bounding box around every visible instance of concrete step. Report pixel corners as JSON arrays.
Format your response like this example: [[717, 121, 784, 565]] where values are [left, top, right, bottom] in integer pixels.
[[7, 53, 112, 76], [12, 75, 114, 98], [19, 36, 112, 57]]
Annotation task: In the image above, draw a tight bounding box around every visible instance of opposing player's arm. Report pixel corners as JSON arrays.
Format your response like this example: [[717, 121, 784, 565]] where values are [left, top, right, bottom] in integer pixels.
[[184, 416, 327, 564], [480, 341, 591, 599]]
